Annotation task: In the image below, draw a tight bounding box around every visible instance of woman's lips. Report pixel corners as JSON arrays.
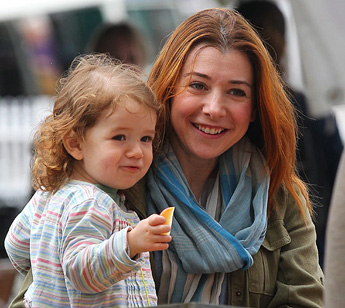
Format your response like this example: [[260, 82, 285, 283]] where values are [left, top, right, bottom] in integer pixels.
[[193, 123, 226, 135]]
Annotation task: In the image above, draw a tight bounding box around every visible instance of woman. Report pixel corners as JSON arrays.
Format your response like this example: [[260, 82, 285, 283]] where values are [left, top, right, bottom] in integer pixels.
[[145, 7, 323, 307], [9, 8, 323, 308]]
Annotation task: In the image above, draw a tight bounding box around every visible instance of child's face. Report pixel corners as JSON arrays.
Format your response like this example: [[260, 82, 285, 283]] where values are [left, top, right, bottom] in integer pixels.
[[73, 99, 157, 189]]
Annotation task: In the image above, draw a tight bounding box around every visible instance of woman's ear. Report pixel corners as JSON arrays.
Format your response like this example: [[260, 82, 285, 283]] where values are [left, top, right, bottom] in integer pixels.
[[63, 131, 83, 160]]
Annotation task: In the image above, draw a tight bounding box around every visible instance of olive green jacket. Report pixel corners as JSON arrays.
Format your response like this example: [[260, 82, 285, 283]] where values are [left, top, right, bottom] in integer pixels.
[[9, 180, 324, 308]]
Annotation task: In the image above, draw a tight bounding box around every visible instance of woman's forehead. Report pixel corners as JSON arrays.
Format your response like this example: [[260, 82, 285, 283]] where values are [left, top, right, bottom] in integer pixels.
[[181, 46, 253, 82]]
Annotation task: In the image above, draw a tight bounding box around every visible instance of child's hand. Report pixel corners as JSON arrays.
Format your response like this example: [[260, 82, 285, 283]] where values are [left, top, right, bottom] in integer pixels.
[[127, 214, 172, 258]]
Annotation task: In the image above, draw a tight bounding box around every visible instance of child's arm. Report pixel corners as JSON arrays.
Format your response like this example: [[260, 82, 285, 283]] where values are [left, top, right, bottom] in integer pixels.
[[60, 199, 169, 294], [127, 214, 171, 258], [4, 205, 32, 275]]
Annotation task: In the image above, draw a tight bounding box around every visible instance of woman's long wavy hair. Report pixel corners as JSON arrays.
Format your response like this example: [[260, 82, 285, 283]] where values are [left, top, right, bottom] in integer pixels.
[[32, 53, 158, 193], [148, 8, 310, 216]]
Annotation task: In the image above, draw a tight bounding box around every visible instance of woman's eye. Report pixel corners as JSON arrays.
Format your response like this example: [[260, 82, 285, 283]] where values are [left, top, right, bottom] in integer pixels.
[[141, 136, 153, 143], [113, 135, 126, 141], [190, 82, 206, 90], [230, 89, 246, 97]]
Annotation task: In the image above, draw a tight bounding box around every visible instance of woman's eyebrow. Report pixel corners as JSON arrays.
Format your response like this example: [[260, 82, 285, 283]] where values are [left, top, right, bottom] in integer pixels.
[[182, 71, 210, 79], [229, 80, 252, 89], [183, 72, 252, 88]]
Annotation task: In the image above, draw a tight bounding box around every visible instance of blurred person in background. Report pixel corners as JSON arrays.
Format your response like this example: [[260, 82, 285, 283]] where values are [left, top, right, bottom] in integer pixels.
[[237, 0, 344, 268], [324, 149, 345, 308], [86, 21, 148, 71]]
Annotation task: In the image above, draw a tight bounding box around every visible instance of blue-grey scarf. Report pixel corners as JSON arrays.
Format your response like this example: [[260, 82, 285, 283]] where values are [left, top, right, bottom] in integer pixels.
[[147, 137, 269, 304]]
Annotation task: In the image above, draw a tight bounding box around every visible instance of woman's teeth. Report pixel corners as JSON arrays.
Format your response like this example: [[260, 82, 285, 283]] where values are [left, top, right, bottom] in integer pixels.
[[194, 124, 224, 135]]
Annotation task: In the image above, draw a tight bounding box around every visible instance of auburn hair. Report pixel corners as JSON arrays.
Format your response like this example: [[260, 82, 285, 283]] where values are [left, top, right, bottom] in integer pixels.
[[148, 8, 310, 216]]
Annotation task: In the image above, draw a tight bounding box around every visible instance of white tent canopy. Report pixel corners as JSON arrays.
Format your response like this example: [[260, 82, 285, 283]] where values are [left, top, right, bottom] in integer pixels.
[[290, 0, 345, 117], [1, 0, 126, 22]]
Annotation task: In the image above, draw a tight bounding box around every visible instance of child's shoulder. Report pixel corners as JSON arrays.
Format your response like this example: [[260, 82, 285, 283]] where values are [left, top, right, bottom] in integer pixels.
[[44, 182, 110, 220], [58, 181, 137, 219], [56, 180, 107, 201]]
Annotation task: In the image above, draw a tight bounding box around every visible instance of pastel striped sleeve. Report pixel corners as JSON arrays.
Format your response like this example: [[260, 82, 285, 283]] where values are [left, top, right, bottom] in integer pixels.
[[4, 203, 32, 275], [60, 198, 144, 293]]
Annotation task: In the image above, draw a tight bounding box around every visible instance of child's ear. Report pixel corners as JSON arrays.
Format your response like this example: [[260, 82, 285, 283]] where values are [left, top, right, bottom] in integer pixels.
[[63, 131, 83, 160]]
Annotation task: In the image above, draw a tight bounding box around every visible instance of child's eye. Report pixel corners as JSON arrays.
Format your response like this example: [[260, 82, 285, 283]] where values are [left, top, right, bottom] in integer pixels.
[[141, 136, 153, 143], [113, 135, 126, 141]]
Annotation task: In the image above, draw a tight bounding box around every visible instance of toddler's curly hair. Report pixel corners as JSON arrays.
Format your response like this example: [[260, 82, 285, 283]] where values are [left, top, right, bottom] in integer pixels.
[[32, 53, 159, 192]]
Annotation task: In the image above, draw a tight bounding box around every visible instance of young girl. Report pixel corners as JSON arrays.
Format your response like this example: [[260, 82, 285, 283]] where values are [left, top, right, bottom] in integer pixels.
[[5, 54, 171, 307]]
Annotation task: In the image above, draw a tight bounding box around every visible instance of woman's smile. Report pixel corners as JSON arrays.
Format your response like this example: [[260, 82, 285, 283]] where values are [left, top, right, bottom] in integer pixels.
[[193, 123, 226, 135]]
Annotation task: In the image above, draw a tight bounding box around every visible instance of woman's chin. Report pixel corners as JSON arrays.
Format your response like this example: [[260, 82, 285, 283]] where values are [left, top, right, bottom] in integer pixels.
[[187, 146, 227, 161]]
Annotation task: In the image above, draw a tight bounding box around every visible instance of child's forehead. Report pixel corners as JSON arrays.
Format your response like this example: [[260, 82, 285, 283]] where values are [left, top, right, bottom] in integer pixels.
[[104, 99, 156, 118]]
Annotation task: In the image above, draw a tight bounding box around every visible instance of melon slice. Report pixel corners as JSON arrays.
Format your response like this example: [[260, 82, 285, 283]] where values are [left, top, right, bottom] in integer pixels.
[[160, 207, 175, 235]]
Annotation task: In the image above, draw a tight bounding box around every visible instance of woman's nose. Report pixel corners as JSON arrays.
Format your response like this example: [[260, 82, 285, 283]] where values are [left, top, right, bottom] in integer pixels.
[[202, 92, 226, 118], [126, 142, 144, 159]]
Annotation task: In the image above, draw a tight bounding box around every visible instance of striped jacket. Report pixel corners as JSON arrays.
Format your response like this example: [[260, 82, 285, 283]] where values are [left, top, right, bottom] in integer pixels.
[[5, 180, 157, 307]]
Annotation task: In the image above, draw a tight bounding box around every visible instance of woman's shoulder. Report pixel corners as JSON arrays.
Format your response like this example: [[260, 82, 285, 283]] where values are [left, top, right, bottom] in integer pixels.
[[268, 184, 311, 227], [263, 184, 317, 254]]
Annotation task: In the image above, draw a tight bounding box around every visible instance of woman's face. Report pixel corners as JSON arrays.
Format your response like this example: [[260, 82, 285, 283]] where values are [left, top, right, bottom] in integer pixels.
[[170, 46, 255, 163]]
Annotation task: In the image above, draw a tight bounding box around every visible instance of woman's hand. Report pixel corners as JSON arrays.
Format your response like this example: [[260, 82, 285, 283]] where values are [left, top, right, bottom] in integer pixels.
[[127, 214, 172, 258]]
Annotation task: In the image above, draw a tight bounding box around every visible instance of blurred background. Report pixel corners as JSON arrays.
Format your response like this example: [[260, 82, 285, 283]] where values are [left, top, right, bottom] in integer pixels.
[[0, 0, 344, 306]]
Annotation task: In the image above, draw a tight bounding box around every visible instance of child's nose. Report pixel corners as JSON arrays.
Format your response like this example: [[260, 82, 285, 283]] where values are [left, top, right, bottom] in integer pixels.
[[126, 142, 144, 159]]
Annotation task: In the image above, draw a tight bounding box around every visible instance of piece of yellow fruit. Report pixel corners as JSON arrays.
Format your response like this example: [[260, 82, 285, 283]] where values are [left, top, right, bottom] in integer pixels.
[[160, 207, 175, 235]]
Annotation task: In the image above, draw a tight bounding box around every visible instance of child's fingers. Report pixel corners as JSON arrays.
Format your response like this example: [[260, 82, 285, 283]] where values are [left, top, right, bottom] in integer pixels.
[[149, 223, 171, 236], [154, 233, 172, 243], [147, 214, 166, 226], [158, 224, 171, 235], [150, 242, 170, 251], [135, 234, 171, 253]]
